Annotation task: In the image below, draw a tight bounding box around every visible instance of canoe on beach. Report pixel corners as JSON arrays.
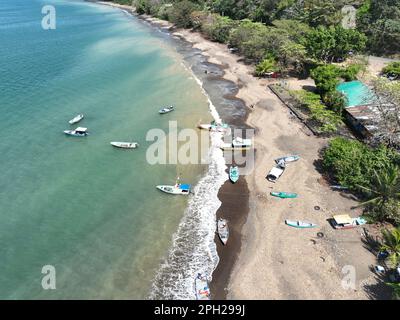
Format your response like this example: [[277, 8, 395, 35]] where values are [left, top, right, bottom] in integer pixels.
[[110, 142, 139, 149], [275, 155, 300, 164], [270, 191, 298, 198], [198, 120, 229, 133], [217, 218, 229, 245], [285, 220, 316, 228], [195, 273, 210, 300], [229, 166, 239, 183], [221, 137, 252, 151]]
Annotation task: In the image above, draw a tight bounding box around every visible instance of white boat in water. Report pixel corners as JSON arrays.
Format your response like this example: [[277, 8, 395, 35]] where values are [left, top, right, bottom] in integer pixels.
[[221, 136, 252, 151], [69, 114, 84, 125], [159, 106, 174, 114], [156, 178, 191, 195], [194, 273, 210, 300], [64, 127, 88, 137], [110, 142, 139, 149], [198, 120, 230, 133], [217, 218, 229, 245]]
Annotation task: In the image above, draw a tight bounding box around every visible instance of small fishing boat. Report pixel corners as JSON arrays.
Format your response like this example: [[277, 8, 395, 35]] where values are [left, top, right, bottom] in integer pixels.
[[198, 120, 230, 133], [159, 106, 174, 114], [266, 160, 285, 183], [64, 127, 88, 137], [156, 178, 191, 195], [217, 218, 229, 245], [275, 155, 300, 164], [68, 114, 84, 125], [229, 166, 239, 183], [194, 273, 210, 300], [110, 142, 139, 149], [221, 137, 252, 151], [270, 191, 298, 198], [285, 220, 316, 228]]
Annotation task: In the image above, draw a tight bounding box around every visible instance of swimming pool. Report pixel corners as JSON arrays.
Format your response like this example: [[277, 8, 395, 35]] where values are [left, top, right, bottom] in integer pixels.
[[336, 80, 376, 107]]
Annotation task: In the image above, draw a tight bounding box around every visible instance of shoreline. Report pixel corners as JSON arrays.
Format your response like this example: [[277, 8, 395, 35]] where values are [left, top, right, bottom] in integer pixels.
[[93, 1, 386, 300]]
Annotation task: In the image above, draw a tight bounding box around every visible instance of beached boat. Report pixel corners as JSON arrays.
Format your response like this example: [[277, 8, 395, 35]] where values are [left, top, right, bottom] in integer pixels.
[[229, 166, 239, 183], [110, 142, 139, 149], [274, 155, 300, 164], [194, 273, 210, 300], [64, 127, 88, 137], [270, 191, 297, 198], [68, 114, 84, 125], [159, 106, 174, 114], [285, 220, 316, 228], [156, 179, 191, 195], [217, 218, 229, 245], [330, 214, 357, 229], [221, 137, 252, 151], [266, 160, 285, 182], [198, 120, 229, 133]]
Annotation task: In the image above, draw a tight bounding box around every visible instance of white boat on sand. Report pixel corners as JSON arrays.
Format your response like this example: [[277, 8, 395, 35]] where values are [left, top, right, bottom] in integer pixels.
[[221, 137, 252, 151], [110, 142, 139, 149], [69, 114, 84, 125], [195, 273, 210, 300], [275, 155, 300, 164], [198, 120, 230, 133], [217, 218, 229, 245]]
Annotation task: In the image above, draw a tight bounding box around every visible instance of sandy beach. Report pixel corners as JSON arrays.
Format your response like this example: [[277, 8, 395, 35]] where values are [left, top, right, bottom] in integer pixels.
[[96, 1, 391, 300]]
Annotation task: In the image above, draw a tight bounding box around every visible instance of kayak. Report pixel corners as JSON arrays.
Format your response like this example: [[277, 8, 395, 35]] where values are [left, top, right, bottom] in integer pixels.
[[285, 220, 316, 228], [270, 191, 298, 199]]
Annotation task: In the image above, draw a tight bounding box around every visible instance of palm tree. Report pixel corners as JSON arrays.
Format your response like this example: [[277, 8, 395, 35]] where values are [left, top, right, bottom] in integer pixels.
[[387, 282, 400, 300], [381, 227, 400, 267], [356, 164, 400, 214]]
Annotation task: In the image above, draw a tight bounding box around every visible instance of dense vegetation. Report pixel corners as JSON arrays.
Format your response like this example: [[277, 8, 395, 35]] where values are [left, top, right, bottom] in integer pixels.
[[111, 0, 399, 59], [322, 137, 400, 224]]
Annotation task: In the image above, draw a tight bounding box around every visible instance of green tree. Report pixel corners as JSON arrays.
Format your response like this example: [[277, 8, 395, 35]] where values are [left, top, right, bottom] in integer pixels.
[[387, 282, 400, 300], [381, 227, 400, 266], [169, 1, 200, 28], [305, 26, 366, 63], [310, 64, 341, 94], [356, 165, 400, 222]]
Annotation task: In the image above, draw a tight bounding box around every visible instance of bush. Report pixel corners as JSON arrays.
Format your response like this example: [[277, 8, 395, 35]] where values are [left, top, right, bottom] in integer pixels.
[[201, 14, 237, 43], [341, 63, 364, 81], [322, 137, 400, 191], [255, 56, 278, 76], [382, 62, 400, 80]]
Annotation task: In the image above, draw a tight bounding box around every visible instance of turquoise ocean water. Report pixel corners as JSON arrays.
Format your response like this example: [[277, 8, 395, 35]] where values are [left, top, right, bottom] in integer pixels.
[[0, 0, 220, 299]]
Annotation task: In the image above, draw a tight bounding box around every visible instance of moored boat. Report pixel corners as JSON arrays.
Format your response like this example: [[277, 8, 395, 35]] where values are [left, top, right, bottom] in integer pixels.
[[285, 220, 316, 228], [198, 120, 230, 133], [64, 127, 88, 137], [156, 178, 191, 195], [194, 273, 210, 300], [229, 166, 239, 183], [68, 114, 84, 125], [217, 218, 229, 245], [270, 191, 298, 198], [275, 155, 300, 164], [110, 142, 139, 149], [159, 106, 174, 114], [221, 137, 252, 151]]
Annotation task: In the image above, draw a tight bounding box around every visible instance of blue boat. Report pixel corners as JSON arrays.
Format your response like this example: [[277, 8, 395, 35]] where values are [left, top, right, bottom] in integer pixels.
[[229, 166, 239, 183]]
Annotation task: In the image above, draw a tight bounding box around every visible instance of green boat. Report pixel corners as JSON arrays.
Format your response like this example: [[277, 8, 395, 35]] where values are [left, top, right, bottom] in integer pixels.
[[270, 191, 298, 199]]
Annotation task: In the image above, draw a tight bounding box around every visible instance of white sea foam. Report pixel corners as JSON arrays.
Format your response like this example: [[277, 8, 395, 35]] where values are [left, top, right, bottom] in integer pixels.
[[149, 62, 228, 300]]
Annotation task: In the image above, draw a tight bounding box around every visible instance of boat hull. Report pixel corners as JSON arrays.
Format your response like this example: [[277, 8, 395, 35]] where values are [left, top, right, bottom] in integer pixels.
[[195, 274, 210, 300], [110, 142, 138, 149], [217, 218, 229, 245], [229, 166, 239, 183], [285, 220, 316, 228], [270, 192, 297, 198], [63, 130, 87, 137], [275, 155, 300, 164], [68, 114, 84, 125], [156, 185, 190, 195]]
